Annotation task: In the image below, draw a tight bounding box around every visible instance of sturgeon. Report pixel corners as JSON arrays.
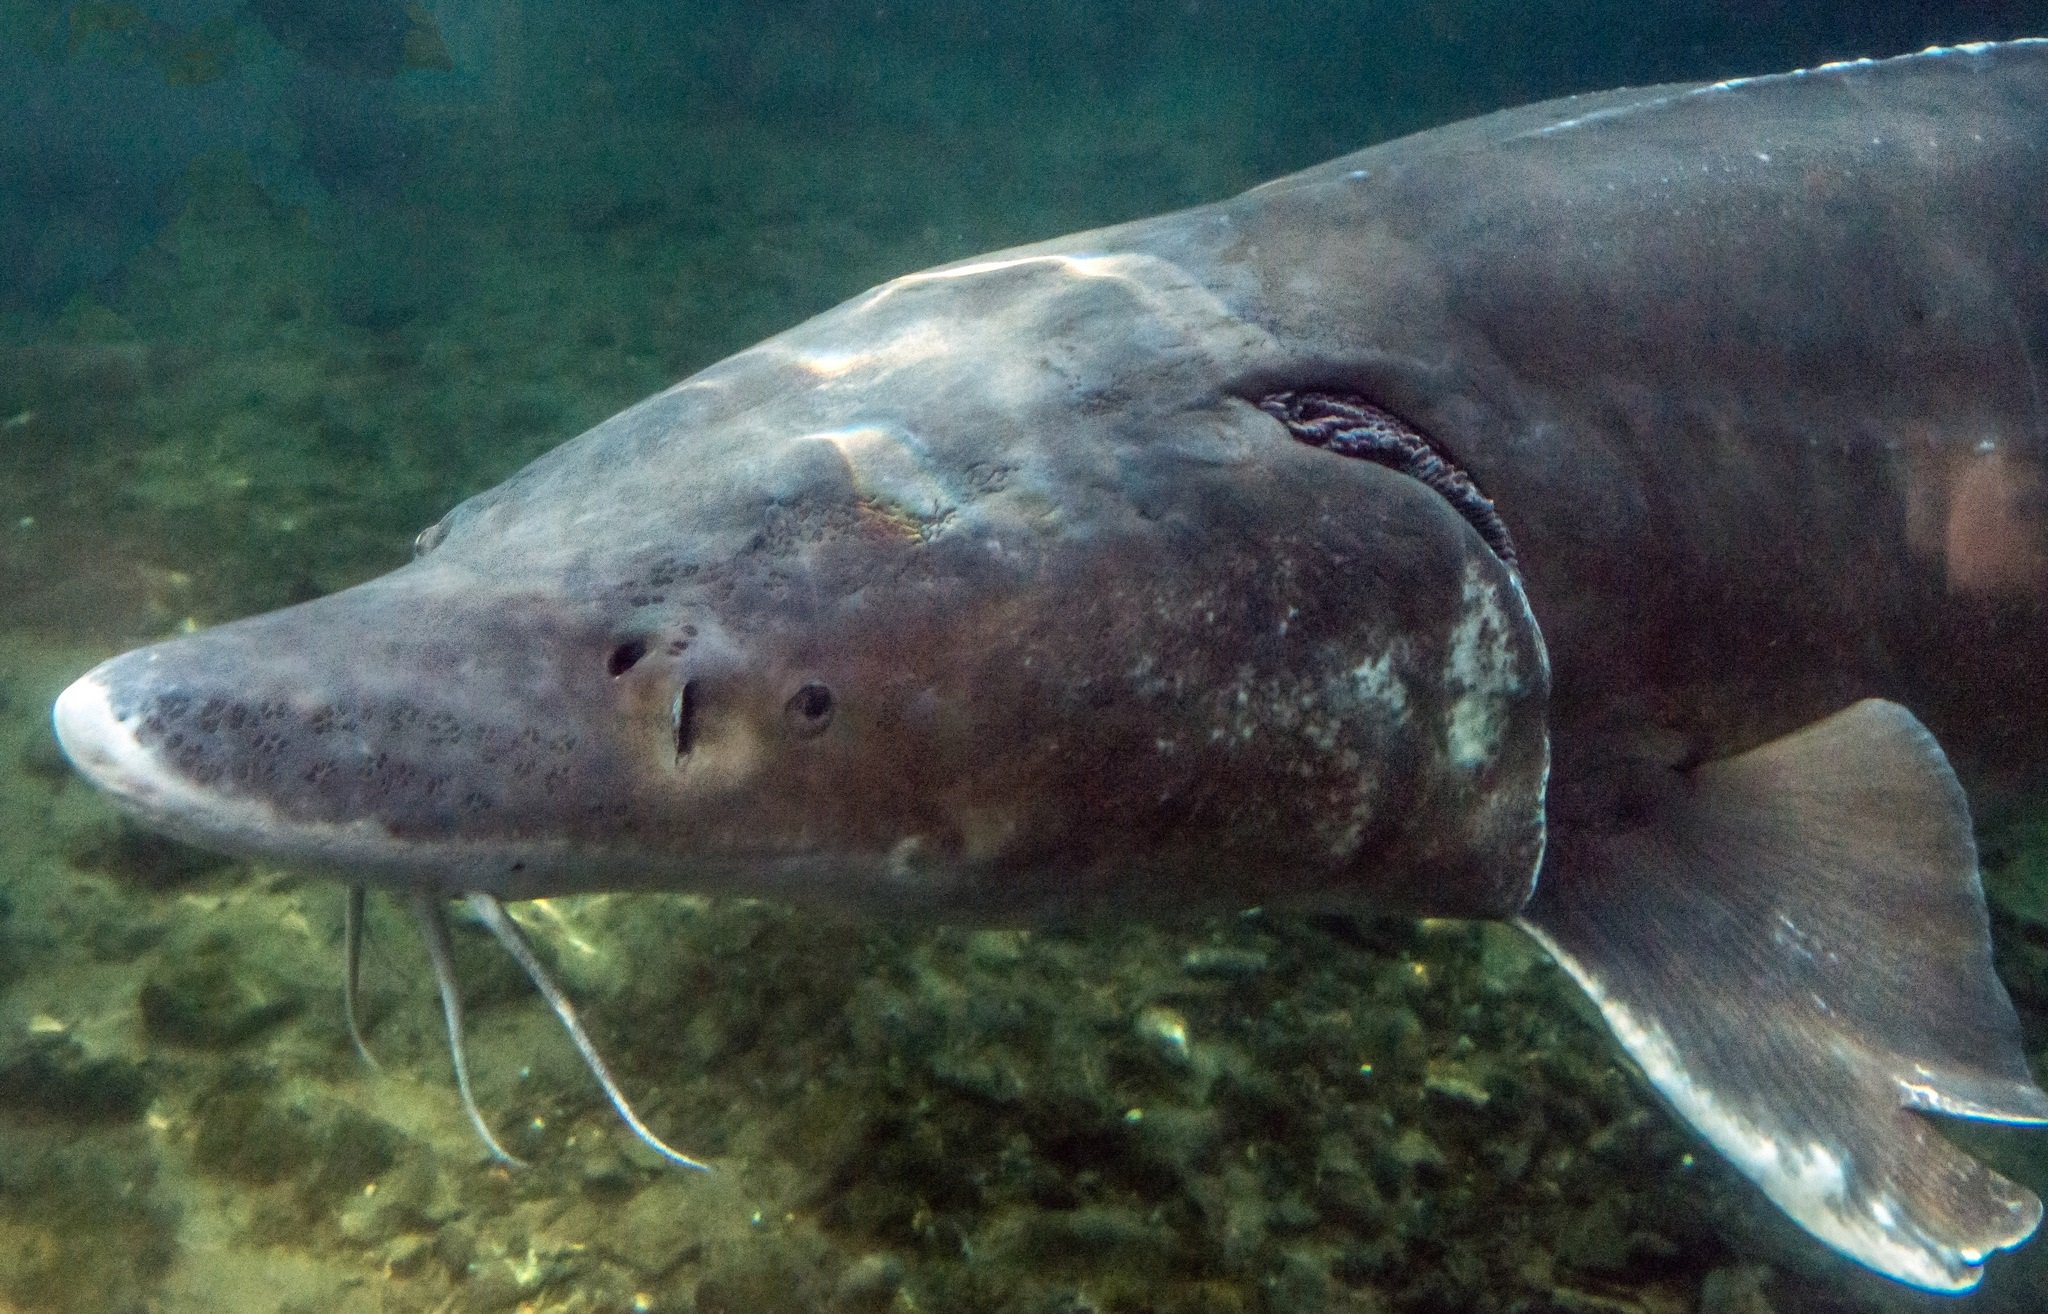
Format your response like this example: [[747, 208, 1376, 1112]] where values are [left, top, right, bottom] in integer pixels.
[[49, 41, 2048, 1291]]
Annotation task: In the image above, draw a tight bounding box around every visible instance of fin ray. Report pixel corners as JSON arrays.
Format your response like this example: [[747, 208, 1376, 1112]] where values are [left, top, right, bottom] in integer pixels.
[[1522, 699, 2046, 1290]]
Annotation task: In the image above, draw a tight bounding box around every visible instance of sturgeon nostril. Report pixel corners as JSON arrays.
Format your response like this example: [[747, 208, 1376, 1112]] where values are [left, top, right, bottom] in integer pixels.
[[672, 679, 698, 759], [784, 682, 834, 736], [607, 639, 650, 678]]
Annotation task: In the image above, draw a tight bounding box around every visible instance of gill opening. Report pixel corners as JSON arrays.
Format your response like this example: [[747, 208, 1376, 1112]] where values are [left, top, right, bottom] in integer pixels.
[[1257, 390, 1519, 569]]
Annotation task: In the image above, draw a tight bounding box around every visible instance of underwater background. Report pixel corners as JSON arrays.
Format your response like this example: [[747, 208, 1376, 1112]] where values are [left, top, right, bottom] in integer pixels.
[[3, 2, 2048, 1311]]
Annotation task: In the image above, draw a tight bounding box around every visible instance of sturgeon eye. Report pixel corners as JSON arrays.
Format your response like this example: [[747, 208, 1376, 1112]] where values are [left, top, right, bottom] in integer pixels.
[[783, 682, 834, 736]]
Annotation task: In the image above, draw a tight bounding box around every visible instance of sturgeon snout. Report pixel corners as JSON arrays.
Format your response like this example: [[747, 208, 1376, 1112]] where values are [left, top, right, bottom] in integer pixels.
[[52, 576, 709, 898]]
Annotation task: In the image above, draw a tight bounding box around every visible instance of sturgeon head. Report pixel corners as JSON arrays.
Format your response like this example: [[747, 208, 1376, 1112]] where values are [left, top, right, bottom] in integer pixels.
[[53, 245, 1549, 924]]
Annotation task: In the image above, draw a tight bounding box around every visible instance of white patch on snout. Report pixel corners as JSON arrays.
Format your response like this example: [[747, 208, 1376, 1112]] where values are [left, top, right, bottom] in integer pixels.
[[52, 665, 499, 888], [54, 669, 182, 810], [1442, 564, 1523, 771]]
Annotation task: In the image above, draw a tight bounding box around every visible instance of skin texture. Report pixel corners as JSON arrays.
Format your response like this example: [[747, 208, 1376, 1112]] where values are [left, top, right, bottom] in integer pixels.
[[51, 40, 2048, 1292]]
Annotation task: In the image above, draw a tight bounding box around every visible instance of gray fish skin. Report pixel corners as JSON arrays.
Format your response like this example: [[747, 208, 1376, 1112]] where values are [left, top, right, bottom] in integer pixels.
[[51, 41, 2048, 1292]]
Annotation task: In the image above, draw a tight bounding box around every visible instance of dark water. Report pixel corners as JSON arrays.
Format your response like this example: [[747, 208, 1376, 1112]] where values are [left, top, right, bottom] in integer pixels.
[[2, 3, 2047, 1312]]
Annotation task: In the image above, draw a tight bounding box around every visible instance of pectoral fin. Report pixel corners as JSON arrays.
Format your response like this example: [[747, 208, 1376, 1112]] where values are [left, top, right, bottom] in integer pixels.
[[1519, 698, 2048, 1291]]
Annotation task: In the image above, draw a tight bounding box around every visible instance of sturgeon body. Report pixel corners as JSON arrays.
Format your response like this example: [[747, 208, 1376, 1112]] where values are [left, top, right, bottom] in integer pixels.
[[52, 41, 2048, 1291]]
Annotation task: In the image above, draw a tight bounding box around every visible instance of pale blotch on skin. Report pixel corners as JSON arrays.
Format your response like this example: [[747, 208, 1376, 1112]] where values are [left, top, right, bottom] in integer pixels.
[[1442, 564, 1524, 771], [1198, 651, 1416, 859], [1346, 648, 1411, 726]]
